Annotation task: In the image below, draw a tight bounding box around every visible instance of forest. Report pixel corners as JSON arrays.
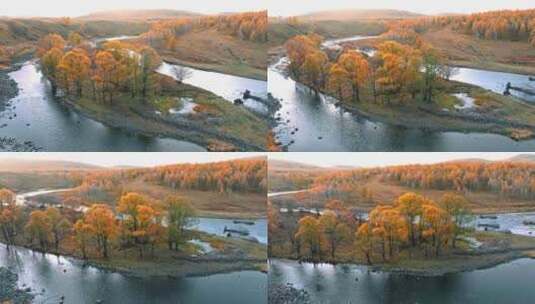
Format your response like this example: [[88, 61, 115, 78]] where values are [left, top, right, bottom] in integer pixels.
[[69, 158, 267, 195], [269, 191, 472, 263], [312, 161, 535, 200], [391, 9, 535, 46]]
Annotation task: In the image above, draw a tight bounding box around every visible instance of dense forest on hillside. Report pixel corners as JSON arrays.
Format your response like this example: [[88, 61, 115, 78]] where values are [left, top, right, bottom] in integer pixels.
[[70, 158, 267, 194], [390, 9, 535, 46], [312, 161, 535, 200]]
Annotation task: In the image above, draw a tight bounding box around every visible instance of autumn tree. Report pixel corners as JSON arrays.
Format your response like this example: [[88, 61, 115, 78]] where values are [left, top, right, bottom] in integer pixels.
[[139, 47, 162, 99], [395, 192, 424, 247], [301, 50, 329, 95], [134, 204, 163, 258], [25, 211, 51, 251], [285, 34, 323, 78], [337, 51, 369, 102], [439, 193, 473, 248], [165, 196, 196, 251], [68, 32, 84, 46], [58, 48, 91, 97], [45, 207, 72, 251], [421, 202, 453, 256], [84, 204, 116, 258], [37, 34, 66, 57], [94, 50, 123, 103], [327, 63, 350, 99], [74, 219, 92, 259], [376, 41, 422, 102], [355, 222, 373, 264], [319, 211, 350, 259], [295, 215, 322, 260], [0, 189, 21, 247], [41, 48, 64, 95]]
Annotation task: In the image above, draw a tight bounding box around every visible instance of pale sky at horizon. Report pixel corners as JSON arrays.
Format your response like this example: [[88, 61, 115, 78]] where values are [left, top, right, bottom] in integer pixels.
[[0, 153, 266, 167], [0, 0, 265, 18], [1, 0, 532, 18], [268, 0, 534, 17], [269, 153, 535, 168]]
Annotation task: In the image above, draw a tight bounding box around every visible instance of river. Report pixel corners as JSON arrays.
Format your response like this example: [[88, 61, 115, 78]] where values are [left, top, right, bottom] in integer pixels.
[[0, 245, 266, 304], [3, 189, 268, 303], [270, 36, 535, 151], [0, 35, 266, 152], [269, 258, 535, 304], [156, 62, 268, 114]]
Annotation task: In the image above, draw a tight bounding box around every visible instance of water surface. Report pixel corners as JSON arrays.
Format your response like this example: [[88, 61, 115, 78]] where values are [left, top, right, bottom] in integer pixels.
[[1, 62, 205, 151], [270, 35, 535, 151], [0, 245, 266, 304], [270, 258, 535, 304]]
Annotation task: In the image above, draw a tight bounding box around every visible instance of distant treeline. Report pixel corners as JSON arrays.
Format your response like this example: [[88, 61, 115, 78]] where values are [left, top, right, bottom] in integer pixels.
[[390, 9, 535, 45], [312, 161, 535, 200], [70, 158, 267, 194]]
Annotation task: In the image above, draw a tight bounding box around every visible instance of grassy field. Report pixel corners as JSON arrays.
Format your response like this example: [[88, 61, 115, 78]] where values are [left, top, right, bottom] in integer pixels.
[[156, 28, 267, 80], [270, 173, 535, 214], [268, 19, 386, 47], [0, 18, 148, 44], [69, 73, 268, 151], [39, 180, 266, 219], [422, 27, 535, 75]]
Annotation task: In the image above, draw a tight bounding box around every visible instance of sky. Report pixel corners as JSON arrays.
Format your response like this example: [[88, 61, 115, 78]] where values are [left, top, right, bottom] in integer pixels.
[[0, 0, 265, 18], [267, 0, 535, 17], [2, 0, 531, 18], [0, 152, 266, 167], [269, 152, 534, 168]]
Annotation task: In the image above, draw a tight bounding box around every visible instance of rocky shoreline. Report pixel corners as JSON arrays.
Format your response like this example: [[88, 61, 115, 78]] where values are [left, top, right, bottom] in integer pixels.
[[0, 267, 34, 304], [269, 283, 311, 304]]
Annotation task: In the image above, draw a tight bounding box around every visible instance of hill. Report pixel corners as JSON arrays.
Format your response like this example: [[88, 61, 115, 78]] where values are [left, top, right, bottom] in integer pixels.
[[0, 159, 101, 172], [508, 154, 535, 163], [268, 159, 326, 172], [77, 9, 201, 21], [299, 9, 423, 21]]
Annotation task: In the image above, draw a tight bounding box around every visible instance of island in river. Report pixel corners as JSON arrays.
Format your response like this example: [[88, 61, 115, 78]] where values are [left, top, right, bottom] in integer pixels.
[[0, 156, 268, 303], [268, 9, 535, 151], [0, 10, 270, 152], [268, 155, 535, 303]]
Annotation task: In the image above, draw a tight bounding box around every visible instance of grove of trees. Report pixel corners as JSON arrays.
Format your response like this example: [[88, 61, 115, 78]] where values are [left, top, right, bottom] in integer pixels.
[[285, 32, 454, 104], [270, 192, 472, 264], [37, 32, 162, 103], [0, 188, 198, 261]]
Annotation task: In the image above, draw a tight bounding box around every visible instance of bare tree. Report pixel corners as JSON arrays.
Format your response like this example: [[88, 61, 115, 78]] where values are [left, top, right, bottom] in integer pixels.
[[171, 65, 192, 84]]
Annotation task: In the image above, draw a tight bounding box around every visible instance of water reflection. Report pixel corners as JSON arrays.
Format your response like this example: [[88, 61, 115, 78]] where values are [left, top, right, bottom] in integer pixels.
[[1, 62, 205, 151], [0, 244, 267, 304], [270, 258, 535, 304]]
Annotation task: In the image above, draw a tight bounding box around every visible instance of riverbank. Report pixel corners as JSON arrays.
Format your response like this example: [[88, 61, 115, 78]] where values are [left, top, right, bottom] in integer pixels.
[[0, 267, 34, 304], [61, 72, 268, 151], [271, 231, 535, 277], [151, 28, 267, 81], [274, 58, 535, 141], [3, 229, 266, 279]]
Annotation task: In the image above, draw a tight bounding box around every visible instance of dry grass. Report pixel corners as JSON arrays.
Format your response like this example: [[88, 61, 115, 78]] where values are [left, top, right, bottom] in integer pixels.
[[160, 28, 267, 80]]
